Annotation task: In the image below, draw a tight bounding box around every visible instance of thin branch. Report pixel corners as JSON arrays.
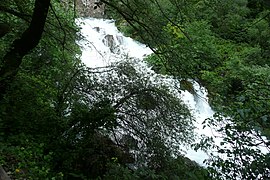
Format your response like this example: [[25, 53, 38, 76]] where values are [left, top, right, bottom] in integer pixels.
[[0, 5, 31, 21], [101, 0, 159, 55], [49, 3, 67, 51], [154, 0, 192, 42], [113, 88, 164, 109], [240, 11, 270, 33]]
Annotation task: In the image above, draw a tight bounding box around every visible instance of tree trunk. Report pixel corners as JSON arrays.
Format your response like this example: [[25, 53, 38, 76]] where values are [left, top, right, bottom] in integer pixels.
[[0, 0, 51, 101]]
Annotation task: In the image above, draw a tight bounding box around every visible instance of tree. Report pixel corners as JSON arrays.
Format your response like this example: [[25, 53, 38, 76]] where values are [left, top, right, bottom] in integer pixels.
[[0, 0, 51, 101], [0, 0, 81, 178], [103, 0, 270, 178], [0, 0, 51, 178], [57, 59, 200, 178], [1, 0, 268, 178]]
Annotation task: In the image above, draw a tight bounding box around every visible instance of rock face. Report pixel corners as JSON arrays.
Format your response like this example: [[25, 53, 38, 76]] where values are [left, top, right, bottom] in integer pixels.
[[0, 166, 11, 180], [75, 0, 105, 18]]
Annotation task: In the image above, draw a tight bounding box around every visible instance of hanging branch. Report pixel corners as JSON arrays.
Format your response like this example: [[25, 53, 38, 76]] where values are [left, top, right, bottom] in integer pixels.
[[49, 3, 67, 51], [240, 11, 270, 33]]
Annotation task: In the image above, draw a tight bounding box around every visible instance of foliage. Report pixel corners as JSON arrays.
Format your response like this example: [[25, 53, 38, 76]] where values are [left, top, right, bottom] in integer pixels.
[[104, 0, 270, 178], [56, 59, 197, 178], [0, 134, 63, 179], [0, 0, 204, 174], [104, 155, 209, 180], [0, 0, 81, 178], [2, 0, 269, 179]]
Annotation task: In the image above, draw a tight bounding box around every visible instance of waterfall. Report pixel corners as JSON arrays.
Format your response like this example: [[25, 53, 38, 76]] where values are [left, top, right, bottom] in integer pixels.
[[78, 18, 152, 67], [77, 17, 216, 165]]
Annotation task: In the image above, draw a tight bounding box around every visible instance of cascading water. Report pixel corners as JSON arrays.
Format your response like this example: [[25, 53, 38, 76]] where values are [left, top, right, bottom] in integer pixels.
[[77, 17, 216, 165], [78, 18, 152, 67]]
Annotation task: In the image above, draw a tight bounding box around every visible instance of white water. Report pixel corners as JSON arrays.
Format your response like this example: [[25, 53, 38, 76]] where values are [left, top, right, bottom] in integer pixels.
[[77, 18, 216, 165], [78, 18, 152, 67]]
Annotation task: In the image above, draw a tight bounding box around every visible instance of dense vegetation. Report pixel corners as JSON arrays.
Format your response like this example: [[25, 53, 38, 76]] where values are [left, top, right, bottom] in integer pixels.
[[0, 0, 269, 179], [105, 0, 270, 178]]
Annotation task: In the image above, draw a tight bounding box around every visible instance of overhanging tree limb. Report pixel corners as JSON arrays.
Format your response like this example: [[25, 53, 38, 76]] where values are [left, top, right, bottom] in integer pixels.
[[0, 0, 51, 101]]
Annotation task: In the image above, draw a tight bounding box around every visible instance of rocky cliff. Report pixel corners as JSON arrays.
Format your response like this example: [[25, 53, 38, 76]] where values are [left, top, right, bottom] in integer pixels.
[[75, 0, 105, 18]]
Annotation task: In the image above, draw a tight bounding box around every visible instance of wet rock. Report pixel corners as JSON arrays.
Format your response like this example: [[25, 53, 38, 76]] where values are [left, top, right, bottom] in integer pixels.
[[116, 35, 124, 45], [93, 27, 100, 32], [103, 35, 115, 47], [102, 34, 121, 53]]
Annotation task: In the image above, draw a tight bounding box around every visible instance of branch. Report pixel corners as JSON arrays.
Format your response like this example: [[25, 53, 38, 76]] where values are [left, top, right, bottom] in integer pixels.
[[153, 0, 192, 42], [0, 5, 31, 22], [49, 3, 67, 51], [240, 11, 270, 33], [101, 0, 159, 54], [113, 88, 163, 109], [0, 0, 51, 101]]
